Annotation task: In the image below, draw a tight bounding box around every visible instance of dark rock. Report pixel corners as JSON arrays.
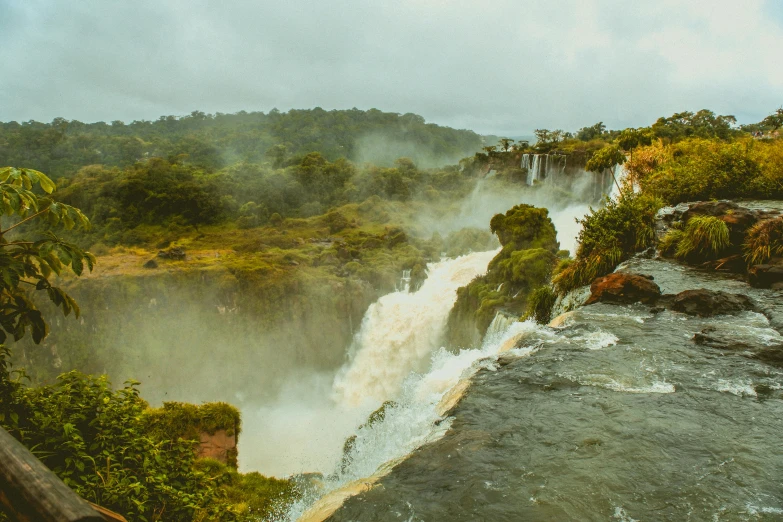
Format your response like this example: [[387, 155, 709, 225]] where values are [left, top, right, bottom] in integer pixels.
[[681, 200, 742, 221], [671, 289, 755, 317], [747, 260, 783, 288], [585, 273, 662, 305], [143, 259, 158, 269], [157, 247, 186, 260], [699, 254, 746, 273], [648, 307, 665, 315]]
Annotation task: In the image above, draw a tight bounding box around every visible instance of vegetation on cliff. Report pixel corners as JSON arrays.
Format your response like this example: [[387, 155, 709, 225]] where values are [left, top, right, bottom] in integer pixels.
[[446, 204, 560, 346], [0, 351, 297, 521]]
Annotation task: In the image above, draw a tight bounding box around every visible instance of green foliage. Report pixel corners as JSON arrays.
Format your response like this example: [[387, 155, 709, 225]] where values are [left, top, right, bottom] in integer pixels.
[[666, 215, 730, 261], [576, 122, 607, 142], [194, 459, 298, 520], [554, 193, 662, 295], [585, 144, 626, 174], [0, 352, 295, 521], [650, 110, 739, 142], [142, 402, 241, 467], [760, 108, 783, 131], [628, 138, 783, 204], [447, 205, 559, 347], [524, 286, 557, 325], [617, 128, 654, 151], [0, 109, 483, 179], [489, 204, 558, 251], [0, 167, 94, 344], [744, 217, 783, 266]]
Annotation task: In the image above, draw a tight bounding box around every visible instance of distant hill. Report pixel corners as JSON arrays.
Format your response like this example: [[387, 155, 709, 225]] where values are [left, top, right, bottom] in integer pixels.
[[0, 108, 485, 178]]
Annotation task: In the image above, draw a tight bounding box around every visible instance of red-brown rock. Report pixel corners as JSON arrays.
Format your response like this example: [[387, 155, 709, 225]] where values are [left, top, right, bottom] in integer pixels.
[[197, 429, 237, 466], [585, 273, 662, 305]]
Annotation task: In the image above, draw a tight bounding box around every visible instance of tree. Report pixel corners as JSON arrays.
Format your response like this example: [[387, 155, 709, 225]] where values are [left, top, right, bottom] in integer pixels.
[[586, 145, 626, 193], [0, 167, 94, 344], [761, 108, 783, 131], [617, 128, 654, 152], [498, 138, 514, 152], [576, 122, 607, 141]]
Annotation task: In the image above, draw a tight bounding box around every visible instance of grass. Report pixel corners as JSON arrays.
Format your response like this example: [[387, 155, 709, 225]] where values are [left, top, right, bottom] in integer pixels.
[[744, 217, 783, 266], [668, 215, 730, 261], [524, 285, 557, 324]]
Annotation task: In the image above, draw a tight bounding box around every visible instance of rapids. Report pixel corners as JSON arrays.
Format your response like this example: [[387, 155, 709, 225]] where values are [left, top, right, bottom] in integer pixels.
[[319, 255, 783, 521]]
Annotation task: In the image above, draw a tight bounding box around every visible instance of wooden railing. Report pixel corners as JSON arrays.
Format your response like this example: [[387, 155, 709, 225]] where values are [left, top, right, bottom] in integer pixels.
[[0, 426, 126, 522]]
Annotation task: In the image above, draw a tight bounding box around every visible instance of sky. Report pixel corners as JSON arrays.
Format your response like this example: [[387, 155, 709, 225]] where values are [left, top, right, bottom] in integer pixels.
[[1, 0, 781, 135]]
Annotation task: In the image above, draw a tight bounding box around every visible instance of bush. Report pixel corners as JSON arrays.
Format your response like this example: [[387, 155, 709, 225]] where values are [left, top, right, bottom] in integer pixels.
[[0, 351, 295, 521], [670, 215, 730, 261], [525, 286, 557, 325], [554, 193, 661, 295], [744, 217, 783, 265], [628, 138, 783, 204]]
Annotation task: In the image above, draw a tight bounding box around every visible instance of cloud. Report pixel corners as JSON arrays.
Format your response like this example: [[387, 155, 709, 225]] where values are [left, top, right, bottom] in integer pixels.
[[0, 0, 781, 134]]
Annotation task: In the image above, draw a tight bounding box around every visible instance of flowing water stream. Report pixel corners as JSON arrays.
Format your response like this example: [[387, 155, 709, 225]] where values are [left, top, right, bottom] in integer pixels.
[[275, 249, 783, 521], [316, 257, 783, 521]]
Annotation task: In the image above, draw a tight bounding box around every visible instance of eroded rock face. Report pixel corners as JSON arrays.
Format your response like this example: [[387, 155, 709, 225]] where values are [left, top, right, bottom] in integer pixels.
[[671, 289, 755, 317], [585, 273, 661, 305], [197, 429, 237, 466]]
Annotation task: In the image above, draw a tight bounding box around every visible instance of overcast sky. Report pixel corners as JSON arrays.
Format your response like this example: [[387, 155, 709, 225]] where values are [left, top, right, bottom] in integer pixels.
[[1, 0, 781, 135]]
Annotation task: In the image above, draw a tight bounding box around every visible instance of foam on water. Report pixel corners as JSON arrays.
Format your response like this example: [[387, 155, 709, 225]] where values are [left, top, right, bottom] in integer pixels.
[[332, 249, 499, 407], [286, 320, 541, 521]]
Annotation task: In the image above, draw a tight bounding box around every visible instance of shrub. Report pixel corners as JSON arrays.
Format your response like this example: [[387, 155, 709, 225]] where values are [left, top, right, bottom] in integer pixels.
[[673, 215, 730, 260], [0, 352, 295, 521], [554, 193, 661, 294], [744, 217, 783, 266], [628, 138, 783, 204], [525, 286, 557, 325]]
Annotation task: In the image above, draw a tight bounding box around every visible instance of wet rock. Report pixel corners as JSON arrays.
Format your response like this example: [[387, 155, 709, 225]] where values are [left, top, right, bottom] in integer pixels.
[[143, 259, 158, 269], [698, 254, 746, 273], [671, 289, 755, 317], [747, 259, 783, 289], [693, 327, 753, 350], [585, 273, 662, 305], [157, 247, 186, 260]]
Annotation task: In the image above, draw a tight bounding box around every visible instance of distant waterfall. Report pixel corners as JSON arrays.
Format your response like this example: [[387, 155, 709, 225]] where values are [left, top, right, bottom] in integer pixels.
[[521, 153, 568, 186]]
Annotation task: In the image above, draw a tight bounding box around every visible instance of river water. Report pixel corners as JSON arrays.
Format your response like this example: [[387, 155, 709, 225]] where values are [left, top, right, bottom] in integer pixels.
[[279, 250, 783, 521]]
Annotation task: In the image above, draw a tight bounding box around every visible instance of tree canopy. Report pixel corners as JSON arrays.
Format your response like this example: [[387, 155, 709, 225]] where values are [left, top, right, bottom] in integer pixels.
[[0, 167, 94, 343]]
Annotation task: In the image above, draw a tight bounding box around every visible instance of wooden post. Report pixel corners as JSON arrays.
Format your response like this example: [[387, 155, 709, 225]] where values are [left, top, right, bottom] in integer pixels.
[[0, 426, 106, 522]]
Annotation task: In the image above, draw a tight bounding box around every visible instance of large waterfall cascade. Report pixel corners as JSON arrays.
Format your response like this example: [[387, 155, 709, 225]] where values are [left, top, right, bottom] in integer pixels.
[[332, 249, 498, 407]]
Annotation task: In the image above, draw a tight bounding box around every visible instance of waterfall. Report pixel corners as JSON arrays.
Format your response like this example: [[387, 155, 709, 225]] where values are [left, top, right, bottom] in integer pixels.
[[521, 153, 568, 186], [398, 269, 411, 292], [609, 163, 629, 200], [287, 318, 543, 522], [332, 249, 499, 407]]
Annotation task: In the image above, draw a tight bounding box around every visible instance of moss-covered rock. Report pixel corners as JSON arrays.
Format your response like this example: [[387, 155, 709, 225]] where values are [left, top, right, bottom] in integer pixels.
[[446, 204, 559, 347]]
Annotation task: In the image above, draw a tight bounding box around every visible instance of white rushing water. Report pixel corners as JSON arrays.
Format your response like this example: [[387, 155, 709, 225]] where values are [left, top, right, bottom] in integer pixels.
[[333, 249, 499, 407], [285, 319, 547, 522]]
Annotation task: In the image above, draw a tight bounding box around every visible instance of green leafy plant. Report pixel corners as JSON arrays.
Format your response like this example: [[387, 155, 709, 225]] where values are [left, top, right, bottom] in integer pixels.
[[744, 217, 783, 266], [671, 215, 730, 260], [0, 354, 297, 521], [553, 193, 661, 295], [0, 167, 95, 343], [524, 286, 557, 325]]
